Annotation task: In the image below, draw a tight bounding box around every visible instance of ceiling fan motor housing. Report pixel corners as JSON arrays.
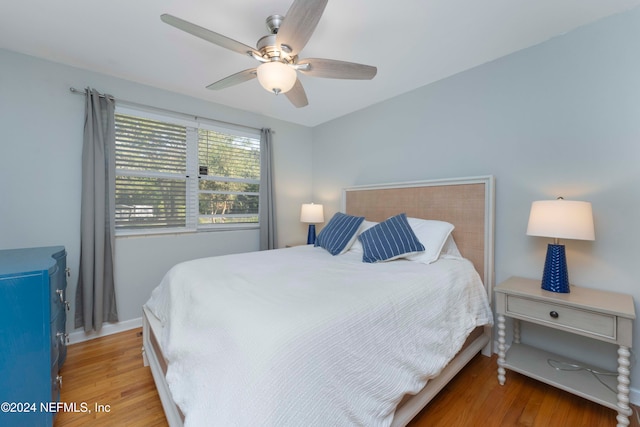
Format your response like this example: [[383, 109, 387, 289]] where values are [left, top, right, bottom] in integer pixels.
[[266, 14, 294, 54], [256, 33, 295, 63]]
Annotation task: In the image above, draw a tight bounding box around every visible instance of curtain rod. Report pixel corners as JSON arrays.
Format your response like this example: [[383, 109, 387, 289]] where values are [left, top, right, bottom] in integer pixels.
[[69, 87, 269, 133]]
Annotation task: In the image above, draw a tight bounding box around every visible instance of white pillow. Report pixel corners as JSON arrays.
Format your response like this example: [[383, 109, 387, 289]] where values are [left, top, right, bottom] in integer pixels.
[[405, 217, 455, 264], [348, 220, 378, 254], [439, 234, 463, 259]]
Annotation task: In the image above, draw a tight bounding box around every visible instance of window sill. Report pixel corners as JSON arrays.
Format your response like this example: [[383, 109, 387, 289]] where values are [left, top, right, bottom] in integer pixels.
[[115, 224, 259, 239]]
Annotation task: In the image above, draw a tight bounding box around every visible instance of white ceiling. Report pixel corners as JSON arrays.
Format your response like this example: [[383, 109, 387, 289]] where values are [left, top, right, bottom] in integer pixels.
[[2, 0, 639, 127]]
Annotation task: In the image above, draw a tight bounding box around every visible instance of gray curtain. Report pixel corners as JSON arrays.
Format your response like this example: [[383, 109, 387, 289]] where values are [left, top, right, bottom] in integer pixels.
[[259, 128, 277, 250], [75, 88, 118, 332]]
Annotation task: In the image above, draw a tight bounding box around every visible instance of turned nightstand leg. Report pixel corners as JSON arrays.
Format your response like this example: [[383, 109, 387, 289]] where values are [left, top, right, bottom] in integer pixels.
[[513, 318, 521, 344], [616, 345, 632, 427], [497, 314, 506, 385]]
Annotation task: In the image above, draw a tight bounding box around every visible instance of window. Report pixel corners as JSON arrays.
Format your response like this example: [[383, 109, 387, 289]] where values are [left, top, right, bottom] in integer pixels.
[[197, 128, 260, 226], [114, 106, 261, 234]]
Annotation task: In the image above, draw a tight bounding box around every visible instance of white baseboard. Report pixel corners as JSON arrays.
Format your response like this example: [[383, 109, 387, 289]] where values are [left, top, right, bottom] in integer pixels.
[[68, 317, 142, 344], [492, 340, 639, 406]]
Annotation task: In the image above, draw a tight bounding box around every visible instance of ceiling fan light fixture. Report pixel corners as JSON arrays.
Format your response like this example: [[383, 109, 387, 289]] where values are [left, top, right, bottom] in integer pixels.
[[257, 61, 297, 95]]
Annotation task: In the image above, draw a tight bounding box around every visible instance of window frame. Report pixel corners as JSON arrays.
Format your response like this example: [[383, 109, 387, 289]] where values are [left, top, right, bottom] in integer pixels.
[[114, 105, 261, 237]]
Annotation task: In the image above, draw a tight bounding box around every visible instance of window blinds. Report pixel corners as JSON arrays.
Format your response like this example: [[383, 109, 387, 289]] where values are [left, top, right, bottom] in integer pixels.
[[114, 110, 260, 234]]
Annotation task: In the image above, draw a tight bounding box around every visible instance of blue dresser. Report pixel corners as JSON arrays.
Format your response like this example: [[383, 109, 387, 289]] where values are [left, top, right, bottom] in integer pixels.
[[0, 246, 68, 427]]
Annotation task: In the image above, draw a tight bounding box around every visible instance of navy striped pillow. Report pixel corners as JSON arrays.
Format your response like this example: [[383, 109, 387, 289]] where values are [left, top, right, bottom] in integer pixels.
[[315, 212, 365, 255], [359, 213, 425, 263]]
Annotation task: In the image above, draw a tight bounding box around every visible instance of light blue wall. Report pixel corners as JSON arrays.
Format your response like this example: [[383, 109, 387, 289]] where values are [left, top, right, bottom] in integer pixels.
[[312, 7, 640, 391], [0, 49, 314, 331]]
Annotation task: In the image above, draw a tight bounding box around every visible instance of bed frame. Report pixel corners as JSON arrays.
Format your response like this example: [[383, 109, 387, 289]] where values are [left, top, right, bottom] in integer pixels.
[[142, 175, 495, 427]]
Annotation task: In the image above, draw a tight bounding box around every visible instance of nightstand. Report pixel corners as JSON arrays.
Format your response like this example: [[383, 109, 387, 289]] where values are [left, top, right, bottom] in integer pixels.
[[495, 276, 635, 427]]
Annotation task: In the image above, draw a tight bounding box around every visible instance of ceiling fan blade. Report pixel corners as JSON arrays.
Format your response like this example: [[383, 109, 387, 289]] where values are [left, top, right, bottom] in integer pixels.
[[206, 69, 257, 90], [298, 58, 377, 80], [161, 14, 259, 57], [276, 0, 328, 57], [285, 79, 308, 108]]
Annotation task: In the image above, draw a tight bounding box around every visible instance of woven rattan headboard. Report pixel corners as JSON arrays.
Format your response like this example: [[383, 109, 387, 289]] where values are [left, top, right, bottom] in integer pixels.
[[343, 176, 495, 290]]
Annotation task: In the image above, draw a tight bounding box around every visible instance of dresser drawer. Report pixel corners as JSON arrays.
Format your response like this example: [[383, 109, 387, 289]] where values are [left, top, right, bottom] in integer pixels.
[[506, 295, 616, 340], [55, 311, 67, 367]]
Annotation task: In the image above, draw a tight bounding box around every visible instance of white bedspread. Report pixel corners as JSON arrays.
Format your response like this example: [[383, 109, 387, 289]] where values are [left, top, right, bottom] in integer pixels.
[[145, 245, 492, 427]]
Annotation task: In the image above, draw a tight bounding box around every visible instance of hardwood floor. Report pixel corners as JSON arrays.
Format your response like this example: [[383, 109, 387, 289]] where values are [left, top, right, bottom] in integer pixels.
[[55, 328, 167, 427], [55, 328, 638, 427], [408, 351, 638, 427]]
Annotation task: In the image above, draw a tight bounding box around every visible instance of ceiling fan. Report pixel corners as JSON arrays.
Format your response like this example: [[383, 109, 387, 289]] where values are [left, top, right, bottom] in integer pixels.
[[161, 0, 377, 108]]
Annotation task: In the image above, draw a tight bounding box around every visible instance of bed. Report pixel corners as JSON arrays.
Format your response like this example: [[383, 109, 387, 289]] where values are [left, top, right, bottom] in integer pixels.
[[142, 175, 495, 427]]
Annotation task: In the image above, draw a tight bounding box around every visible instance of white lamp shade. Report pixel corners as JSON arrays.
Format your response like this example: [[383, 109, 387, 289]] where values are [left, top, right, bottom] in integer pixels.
[[257, 62, 297, 94], [300, 203, 324, 224], [526, 199, 595, 241]]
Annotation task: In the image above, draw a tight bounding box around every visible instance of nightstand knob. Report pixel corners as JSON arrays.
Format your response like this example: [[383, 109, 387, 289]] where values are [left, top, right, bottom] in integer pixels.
[[549, 311, 559, 319]]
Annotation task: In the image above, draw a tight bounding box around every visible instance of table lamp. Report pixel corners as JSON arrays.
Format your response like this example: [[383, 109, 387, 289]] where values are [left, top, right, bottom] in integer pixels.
[[300, 203, 324, 244], [526, 198, 595, 293]]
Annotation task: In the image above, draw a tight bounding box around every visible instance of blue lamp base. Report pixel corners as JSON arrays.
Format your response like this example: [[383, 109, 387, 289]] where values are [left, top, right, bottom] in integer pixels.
[[541, 243, 570, 293], [307, 224, 317, 245]]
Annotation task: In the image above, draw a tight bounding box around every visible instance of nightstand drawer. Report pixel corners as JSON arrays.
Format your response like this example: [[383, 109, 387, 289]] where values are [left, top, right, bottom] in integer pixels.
[[506, 295, 616, 339]]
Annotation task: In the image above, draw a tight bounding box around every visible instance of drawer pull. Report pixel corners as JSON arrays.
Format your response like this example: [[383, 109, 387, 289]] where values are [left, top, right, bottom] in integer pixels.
[[57, 332, 69, 344], [549, 311, 559, 319]]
